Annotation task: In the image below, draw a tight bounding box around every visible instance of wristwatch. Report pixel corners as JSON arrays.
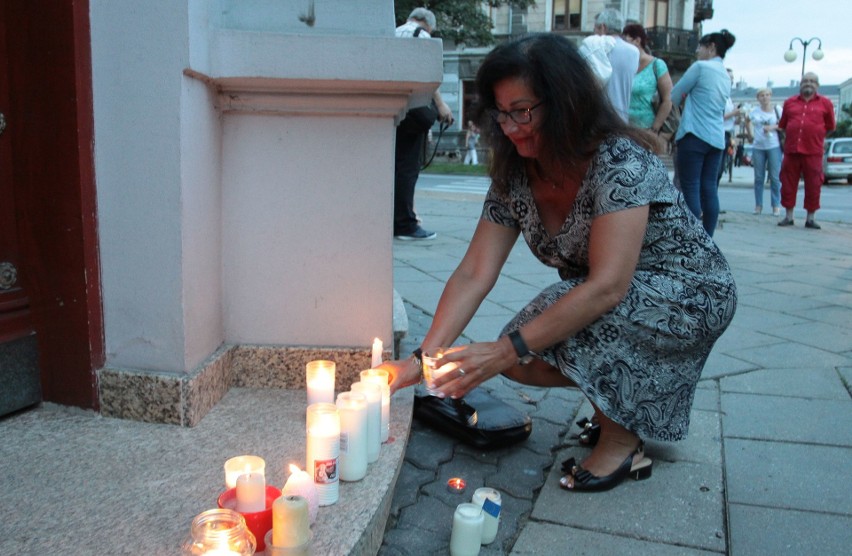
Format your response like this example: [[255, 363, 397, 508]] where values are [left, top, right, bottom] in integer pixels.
[[412, 348, 423, 373], [508, 330, 535, 365]]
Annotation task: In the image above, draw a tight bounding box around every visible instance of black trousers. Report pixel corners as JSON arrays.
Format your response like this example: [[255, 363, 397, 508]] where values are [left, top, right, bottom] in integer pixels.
[[394, 126, 426, 235]]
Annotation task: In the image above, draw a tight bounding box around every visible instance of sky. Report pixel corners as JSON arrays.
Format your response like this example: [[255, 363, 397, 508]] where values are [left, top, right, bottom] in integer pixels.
[[705, 0, 852, 88]]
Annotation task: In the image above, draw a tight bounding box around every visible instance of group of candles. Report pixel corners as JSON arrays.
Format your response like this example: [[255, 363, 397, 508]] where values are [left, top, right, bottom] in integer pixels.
[[450, 487, 503, 556], [184, 338, 392, 555]]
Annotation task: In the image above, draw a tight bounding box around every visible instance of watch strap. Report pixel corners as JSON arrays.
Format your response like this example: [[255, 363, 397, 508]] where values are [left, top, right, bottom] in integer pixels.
[[508, 330, 530, 359]]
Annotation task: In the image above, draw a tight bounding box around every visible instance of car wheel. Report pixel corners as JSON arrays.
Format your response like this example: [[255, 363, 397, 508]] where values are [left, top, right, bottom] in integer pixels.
[[847, 175, 852, 185]]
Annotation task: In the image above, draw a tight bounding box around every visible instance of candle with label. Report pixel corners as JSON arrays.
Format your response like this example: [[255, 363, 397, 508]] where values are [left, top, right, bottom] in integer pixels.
[[360, 368, 390, 442], [305, 402, 340, 506], [350, 380, 381, 463], [224, 455, 266, 489], [306, 360, 335, 406], [235, 472, 266, 513], [471, 487, 501, 544], [335, 391, 368, 481], [282, 464, 318, 523]]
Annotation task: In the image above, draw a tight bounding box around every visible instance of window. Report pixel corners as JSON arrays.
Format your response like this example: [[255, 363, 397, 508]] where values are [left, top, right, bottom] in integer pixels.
[[553, 0, 582, 31], [645, 0, 669, 28]]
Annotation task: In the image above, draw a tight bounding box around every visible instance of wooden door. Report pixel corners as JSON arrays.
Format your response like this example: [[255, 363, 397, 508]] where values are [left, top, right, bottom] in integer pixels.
[[1, 0, 103, 415]]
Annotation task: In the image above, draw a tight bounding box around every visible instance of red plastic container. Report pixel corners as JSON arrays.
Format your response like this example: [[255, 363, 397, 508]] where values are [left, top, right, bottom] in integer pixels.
[[218, 485, 282, 552]]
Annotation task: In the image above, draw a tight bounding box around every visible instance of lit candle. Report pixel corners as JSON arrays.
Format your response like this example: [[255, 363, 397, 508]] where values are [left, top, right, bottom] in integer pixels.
[[471, 487, 502, 544], [350, 381, 381, 463], [306, 360, 335, 406], [271, 494, 311, 549], [282, 464, 318, 524], [360, 368, 390, 442], [223, 455, 265, 489], [371, 337, 383, 368], [335, 391, 368, 481], [449, 503, 484, 556], [235, 472, 266, 513], [305, 403, 340, 506], [422, 348, 459, 396], [447, 477, 467, 494]]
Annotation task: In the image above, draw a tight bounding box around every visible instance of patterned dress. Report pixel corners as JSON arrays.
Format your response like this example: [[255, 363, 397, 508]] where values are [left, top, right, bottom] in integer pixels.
[[482, 136, 737, 441]]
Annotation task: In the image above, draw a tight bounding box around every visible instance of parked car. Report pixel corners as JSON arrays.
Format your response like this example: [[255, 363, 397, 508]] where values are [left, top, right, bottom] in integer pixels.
[[824, 137, 852, 184]]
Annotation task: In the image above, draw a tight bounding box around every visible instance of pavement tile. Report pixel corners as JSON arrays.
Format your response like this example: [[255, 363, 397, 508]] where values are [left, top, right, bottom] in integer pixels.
[[388, 460, 435, 516], [720, 367, 850, 400], [487, 447, 553, 500], [724, 438, 852, 514], [700, 352, 758, 379], [759, 321, 852, 353], [532, 456, 725, 552], [692, 383, 720, 411], [728, 503, 852, 556], [734, 290, 831, 312], [754, 279, 845, 299], [646, 409, 722, 466], [529, 392, 583, 426], [793, 305, 852, 331], [510, 522, 722, 555], [721, 393, 852, 446], [725, 305, 810, 330], [403, 422, 455, 471], [723, 340, 850, 370], [711, 324, 790, 352]]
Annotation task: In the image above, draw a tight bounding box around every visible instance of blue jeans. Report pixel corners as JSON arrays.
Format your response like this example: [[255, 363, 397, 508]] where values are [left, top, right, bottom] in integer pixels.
[[676, 133, 723, 236], [752, 147, 782, 209]]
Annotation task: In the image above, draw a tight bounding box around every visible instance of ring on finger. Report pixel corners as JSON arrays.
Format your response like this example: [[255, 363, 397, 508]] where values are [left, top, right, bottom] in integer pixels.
[[458, 368, 465, 377]]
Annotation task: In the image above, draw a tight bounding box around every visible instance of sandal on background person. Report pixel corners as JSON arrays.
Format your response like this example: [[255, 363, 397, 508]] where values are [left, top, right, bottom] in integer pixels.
[[559, 442, 653, 492]]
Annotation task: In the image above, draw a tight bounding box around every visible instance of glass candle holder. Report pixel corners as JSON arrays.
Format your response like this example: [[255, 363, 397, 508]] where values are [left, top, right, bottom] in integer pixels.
[[350, 380, 382, 463], [449, 503, 484, 556], [335, 391, 369, 481], [359, 368, 390, 442], [181, 508, 256, 555], [306, 360, 336, 406], [422, 348, 460, 396]]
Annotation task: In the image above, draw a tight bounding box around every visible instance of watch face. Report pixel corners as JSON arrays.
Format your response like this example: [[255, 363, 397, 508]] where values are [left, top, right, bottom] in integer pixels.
[[519, 354, 534, 365]]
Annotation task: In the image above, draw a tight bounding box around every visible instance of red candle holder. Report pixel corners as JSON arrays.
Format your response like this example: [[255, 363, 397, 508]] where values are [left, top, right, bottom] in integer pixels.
[[218, 485, 281, 552]]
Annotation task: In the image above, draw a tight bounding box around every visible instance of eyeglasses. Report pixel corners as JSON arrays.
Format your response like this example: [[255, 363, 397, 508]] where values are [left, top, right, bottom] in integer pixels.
[[487, 101, 544, 125]]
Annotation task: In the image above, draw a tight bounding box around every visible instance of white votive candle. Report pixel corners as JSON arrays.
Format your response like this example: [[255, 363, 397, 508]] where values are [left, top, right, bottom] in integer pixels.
[[336, 391, 368, 482], [235, 471, 266, 513], [306, 360, 335, 406], [371, 337, 383, 368], [471, 487, 502, 544], [422, 348, 459, 396], [360, 368, 390, 442], [350, 380, 381, 463], [450, 502, 484, 556], [305, 403, 340, 506], [223, 455, 265, 489], [282, 464, 318, 524]]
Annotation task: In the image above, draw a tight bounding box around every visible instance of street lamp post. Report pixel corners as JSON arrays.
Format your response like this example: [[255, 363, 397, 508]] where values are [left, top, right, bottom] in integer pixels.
[[784, 37, 824, 77]]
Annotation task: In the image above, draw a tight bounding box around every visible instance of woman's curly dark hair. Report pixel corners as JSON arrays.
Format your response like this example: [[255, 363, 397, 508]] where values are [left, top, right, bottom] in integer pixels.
[[472, 33, 654, 191]]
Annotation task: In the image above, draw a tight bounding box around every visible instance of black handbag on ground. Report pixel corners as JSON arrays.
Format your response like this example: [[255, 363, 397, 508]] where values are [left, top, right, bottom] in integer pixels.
[[413, 387, 532, 450]]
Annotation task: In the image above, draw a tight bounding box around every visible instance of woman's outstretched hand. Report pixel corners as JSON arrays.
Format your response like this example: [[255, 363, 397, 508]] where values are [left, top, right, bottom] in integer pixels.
[[378, 357, 422, 395], [429, 340, 516, 399]]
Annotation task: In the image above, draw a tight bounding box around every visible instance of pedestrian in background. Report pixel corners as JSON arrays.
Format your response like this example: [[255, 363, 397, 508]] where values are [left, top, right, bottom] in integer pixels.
[[670, 29, 736, 236], [393, 8, 454, 241], [592, 9, 639, 122], [777, 72, 835, 229], [463, 120, 480, 165], [621, 23, 672, 154], [747, 88, 783, 216]]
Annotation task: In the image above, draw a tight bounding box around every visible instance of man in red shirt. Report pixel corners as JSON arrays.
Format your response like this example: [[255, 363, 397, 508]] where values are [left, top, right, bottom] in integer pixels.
[[777, 72, 836, 229]]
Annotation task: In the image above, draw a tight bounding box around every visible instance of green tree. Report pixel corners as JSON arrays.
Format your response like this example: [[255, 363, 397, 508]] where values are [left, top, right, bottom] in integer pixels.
[[829, 104, 852, 138], [394, 1, 536, 47]]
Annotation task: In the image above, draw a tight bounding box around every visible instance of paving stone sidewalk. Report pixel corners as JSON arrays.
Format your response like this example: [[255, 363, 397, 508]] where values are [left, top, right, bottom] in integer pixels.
[[380, 189, 852, 556]]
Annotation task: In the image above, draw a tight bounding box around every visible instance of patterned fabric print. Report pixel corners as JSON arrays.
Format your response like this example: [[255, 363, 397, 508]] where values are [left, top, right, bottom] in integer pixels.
[[480, 136, 737, 441]]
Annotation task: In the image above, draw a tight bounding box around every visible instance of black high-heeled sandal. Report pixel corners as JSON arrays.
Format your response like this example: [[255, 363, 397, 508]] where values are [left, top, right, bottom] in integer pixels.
[[559, 442, 653, 492], [575, 416, 600, 446]]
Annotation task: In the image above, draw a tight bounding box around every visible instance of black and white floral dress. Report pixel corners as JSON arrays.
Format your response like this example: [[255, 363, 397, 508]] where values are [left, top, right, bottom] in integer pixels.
[[482, 136, 737, 442]]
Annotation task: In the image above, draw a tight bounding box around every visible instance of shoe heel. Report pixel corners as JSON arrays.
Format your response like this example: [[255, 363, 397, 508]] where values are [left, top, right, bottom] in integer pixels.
[[631, 460, 653, 481]]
